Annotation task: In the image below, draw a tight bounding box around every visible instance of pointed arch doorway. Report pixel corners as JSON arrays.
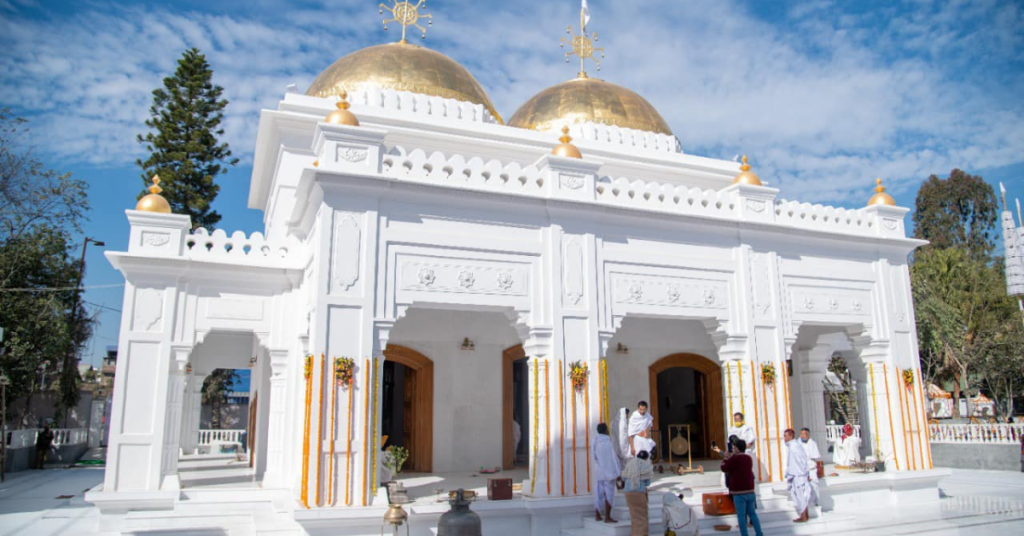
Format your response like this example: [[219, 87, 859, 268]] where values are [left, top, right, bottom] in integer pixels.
[[382, 345, 434, 473], [649, 353, 724, 460]]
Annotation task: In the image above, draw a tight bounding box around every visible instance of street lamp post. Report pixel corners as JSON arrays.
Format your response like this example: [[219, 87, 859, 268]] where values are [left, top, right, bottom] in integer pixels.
[[61, 237, 105, 428]]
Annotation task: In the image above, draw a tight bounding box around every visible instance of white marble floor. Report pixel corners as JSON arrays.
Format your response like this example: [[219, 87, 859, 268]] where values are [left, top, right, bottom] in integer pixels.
[[1, 466, 1022, 535]]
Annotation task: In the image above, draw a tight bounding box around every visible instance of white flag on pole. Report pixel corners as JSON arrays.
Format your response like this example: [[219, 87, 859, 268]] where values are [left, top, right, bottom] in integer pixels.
[[582, 0, 591, 26]]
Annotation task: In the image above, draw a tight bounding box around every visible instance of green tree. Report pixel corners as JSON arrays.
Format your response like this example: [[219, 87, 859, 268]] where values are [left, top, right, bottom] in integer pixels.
[[202, 369, 238, 429], [912, 169, 998, 258], [0, 109, 92, 426], [137, 48, 238, 229]]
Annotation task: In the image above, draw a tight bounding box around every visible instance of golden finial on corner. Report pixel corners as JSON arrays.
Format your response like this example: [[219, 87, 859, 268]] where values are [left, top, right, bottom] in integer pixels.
[[379, 0, 432, 44], [313, 159, 319, 167], [867, 177, 896, 207], [551, 125, 582, 159], [732, 155, 763, 186], [135, 175, 172, 213], [561, 3, 605, 78], [325, 90, 360, 126]]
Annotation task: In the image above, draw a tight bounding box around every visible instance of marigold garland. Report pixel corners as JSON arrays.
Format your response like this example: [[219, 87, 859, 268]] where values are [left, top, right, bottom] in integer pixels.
[[568, 361, 589, 392], [300, 354, 314, 508], [335, 357, 356, 386], [304, 354, 314, 380], [902, 369, 915, 389], [761, 363, 776, 387]]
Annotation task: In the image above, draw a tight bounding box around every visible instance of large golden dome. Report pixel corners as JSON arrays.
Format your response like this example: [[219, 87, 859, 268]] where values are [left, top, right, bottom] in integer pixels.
[[508, 75, 672, 135], [306, 42, 501, 122]]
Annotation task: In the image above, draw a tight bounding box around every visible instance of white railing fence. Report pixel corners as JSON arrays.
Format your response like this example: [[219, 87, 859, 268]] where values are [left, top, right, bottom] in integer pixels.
[[928, 423, 1024, 444], [825, 424, 861, 442], [197, 429, 245, 446], [3, 428, 88, 448]]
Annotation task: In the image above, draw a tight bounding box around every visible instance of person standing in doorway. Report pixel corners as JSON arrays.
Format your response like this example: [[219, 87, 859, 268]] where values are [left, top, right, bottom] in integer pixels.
[[715, 438, 764, 536], [35, 425, 55, 469], [592, 423, 621, 523]]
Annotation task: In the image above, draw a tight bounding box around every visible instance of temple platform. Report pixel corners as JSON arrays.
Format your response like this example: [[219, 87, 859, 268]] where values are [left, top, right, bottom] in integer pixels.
[[83, 456, 1015, 536]]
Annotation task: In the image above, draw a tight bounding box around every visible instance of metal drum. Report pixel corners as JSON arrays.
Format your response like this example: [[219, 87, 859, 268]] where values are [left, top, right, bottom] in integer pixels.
[[437, 488, 482, 536]]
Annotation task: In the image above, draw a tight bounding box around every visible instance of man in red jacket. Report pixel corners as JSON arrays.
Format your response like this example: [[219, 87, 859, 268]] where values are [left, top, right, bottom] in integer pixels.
[[715, 439, 764, 536]]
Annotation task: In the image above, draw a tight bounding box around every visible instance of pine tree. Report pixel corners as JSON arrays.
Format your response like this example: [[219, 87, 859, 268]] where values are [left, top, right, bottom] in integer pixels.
[[137, 48, 238, 229]]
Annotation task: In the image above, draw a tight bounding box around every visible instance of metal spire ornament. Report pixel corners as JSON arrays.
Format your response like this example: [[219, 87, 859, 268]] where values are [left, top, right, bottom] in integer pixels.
[[560, 1, 605, 77], [379, 1, 432, 44]]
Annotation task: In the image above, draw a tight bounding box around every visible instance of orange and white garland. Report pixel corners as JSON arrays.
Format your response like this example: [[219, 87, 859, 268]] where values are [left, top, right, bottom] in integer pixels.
[[301, 355, 314, 508]]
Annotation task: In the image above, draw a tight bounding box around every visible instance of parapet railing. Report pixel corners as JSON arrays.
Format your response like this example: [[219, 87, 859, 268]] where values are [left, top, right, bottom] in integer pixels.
[[3, 427, 88, 448], [184, 228, 300, 266], [928, 423, 1024, 444], [197, 429, 245, 446], [825, 424, 861, 442], [378, 146, 896, 240]]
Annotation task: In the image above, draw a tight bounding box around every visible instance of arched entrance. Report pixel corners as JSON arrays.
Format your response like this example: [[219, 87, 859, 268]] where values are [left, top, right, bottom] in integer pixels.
[[649, 353, 724, 460], [502, 345, 529, 469], [383, 345, 434, 473]]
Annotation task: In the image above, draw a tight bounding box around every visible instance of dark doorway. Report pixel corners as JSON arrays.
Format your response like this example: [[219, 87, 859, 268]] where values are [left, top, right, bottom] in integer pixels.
[[655, 367, 708, 460], [382, 345, 434, 473]]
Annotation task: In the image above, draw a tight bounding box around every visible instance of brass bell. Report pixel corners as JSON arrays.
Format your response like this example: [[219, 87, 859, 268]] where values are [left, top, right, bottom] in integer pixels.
[[381, 503, 409, 536], [437, 488, 482, 536]]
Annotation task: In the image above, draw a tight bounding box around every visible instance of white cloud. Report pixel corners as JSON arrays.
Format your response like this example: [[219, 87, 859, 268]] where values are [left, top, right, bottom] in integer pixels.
[[0, 0, 1020, 207]]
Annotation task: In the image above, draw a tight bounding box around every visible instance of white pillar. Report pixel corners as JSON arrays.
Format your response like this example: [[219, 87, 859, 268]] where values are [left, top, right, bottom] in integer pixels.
[[179, 375, 204, 455], [262, 349, 290, 488], [800, 344, 831, 452], [159, 346, 190, 490]]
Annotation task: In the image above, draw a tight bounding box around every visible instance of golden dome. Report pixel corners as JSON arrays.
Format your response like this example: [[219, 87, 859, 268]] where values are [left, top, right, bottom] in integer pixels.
[[551, 126, 582, 159], [325, 91, 359, 126], [732, 155, 763, 186], [136, 175, 171, 213], [508, 75, 672, 135], [306, 42, 501, 123], [867, 178, 896, 206]]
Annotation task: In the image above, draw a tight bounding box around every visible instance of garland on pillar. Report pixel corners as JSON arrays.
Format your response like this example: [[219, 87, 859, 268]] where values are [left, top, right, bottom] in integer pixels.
[[600, 359, 610, 425], [330, 357, 354, 506], [530, 360, 539, 495], [315, 353, 326, 506], [881, 364, 901, 470], [544, 360, 551, 496], [914, 368, 933, 468], [748, 362, 764, 482], [362, 359, 370, 505], [759, 362, 773, 481], [782, 361, 792, 430], [343, 359, 355, 505], [896, 366, 915, 470], [768, 362, 782, 477], [301, 354, 313, 509], [584, 368, 591, 493], [370, 357, 380, 496], [558, 360, 565, 497], [737, 360, 745, 415]]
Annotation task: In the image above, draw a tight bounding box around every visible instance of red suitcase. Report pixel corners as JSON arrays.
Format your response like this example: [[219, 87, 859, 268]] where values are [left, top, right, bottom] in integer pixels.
[[488, 478, 513, 500], [702, 491, 736, 515]]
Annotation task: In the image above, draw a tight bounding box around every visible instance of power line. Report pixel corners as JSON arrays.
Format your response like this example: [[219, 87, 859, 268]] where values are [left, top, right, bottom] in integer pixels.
[[84, 301, 121, 313], [0, 283, 124, 293]]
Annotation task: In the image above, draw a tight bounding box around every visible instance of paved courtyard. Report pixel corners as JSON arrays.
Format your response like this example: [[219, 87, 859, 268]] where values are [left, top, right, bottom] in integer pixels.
[[0, 466, 1022, 535]]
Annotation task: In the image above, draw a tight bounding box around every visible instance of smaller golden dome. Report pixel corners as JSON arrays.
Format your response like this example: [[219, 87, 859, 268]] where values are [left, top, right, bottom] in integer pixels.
[[868, 178, 896, 206], [732, 155, 763, 186], [325, 91, 359, 126], [136, 175, 171, 213], [551, 126, 582, 159]]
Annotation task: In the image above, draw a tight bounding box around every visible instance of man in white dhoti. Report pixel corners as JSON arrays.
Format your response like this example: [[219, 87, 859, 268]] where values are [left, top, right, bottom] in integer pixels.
[[830, 423, 861, 468], [592, 423, 622, 523], [784, 429, 811, 523], [662, 486, 700, 536], [799, 428, 821, 506], [627, 401, 653, 457]]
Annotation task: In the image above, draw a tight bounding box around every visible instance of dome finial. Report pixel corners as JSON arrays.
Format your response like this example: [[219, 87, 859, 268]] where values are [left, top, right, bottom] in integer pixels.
[[560, 2, 605, 78], [136, 175, 172, 213], [732, 155, 763, 186], [551, 125, 583, 159], [380, 0, 433, 44], [867, 177, 896, 206], [325, 90, 360, 126]]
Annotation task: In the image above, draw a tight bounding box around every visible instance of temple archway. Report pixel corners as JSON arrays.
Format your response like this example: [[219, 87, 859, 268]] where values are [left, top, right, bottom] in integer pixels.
[[649, 353, 724, 461], [383, 345, 434, 473]]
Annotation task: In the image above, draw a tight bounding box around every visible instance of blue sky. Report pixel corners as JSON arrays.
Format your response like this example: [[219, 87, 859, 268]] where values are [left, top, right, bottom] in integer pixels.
[[1, 0, 1022, 368]]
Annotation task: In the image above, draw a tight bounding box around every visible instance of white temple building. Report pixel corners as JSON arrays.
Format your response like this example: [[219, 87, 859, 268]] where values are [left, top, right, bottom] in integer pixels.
[[86, 4, 946, 535]]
